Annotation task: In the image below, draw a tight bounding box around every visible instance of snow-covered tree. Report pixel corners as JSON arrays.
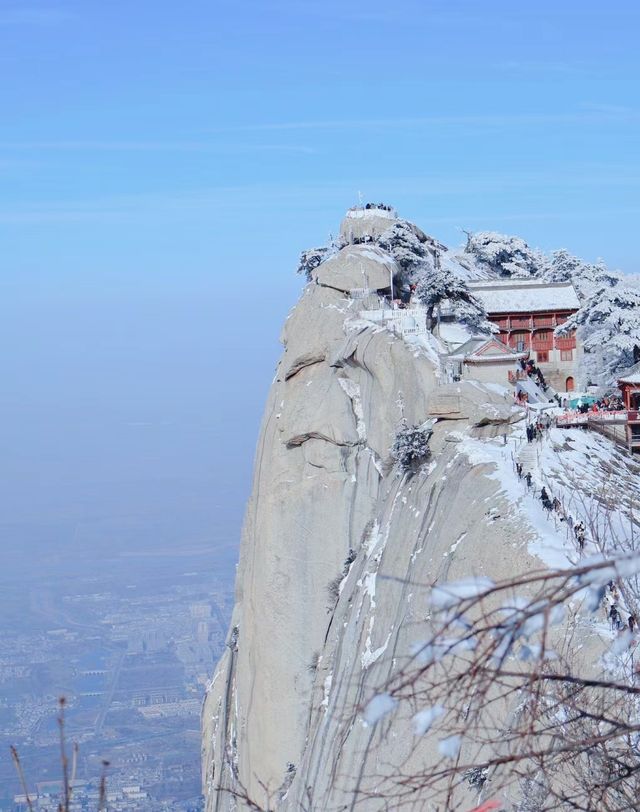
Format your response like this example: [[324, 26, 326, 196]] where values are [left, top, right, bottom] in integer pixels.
[[461, 234, 640, 381], [391, 421, 432, 472], [296, 236, 345, 281], [558, 282, 640, 383], [415, 263, 492, 334], [377, 221, 431, 287], [464, 231, 546, 278], [296, 246, 330, 281], [540, 249, 622, 299], [356, 552, 640, 812]]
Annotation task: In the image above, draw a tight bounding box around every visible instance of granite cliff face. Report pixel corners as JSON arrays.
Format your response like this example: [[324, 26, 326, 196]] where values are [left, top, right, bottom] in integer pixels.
[[201, 212, 592, 811]]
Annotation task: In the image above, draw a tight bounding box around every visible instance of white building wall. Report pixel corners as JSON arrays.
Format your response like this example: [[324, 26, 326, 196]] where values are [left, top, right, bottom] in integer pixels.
[[460, 362, 515, 387], [534, 344, 581, 391]]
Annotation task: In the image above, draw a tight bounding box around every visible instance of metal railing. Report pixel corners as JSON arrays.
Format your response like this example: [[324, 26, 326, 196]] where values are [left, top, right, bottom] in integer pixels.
[[557, 410, 628, 427]]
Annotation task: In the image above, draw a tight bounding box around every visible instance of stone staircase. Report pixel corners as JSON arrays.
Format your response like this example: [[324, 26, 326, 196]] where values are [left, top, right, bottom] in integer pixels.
[[516, 377, 554, 405], [517, 441, 541, 484]]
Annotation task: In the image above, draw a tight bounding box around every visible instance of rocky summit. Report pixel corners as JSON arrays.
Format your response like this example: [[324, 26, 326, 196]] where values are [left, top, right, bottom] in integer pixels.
[[202, 206, 640, 812]]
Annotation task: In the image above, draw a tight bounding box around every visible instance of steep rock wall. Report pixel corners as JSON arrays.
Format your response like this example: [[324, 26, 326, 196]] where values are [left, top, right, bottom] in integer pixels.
[[202, 243, 537, 811]]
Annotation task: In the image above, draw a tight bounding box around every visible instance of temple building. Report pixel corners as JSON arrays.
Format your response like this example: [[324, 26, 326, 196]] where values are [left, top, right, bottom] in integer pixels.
[[444, 336, 528, 387], [467, 279, 581, 392], [618, 366, 640, 453]]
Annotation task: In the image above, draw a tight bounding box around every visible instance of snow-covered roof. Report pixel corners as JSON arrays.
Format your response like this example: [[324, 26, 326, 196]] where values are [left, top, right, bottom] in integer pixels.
[[467, 280, 580, 314], [437, 321, 474, 350], [448, 336, 526, 363], [618, 361, 640, 384]]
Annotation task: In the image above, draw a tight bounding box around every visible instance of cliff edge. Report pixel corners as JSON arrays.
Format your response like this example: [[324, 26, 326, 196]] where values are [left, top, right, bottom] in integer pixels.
[[202, 209, 625, 811]]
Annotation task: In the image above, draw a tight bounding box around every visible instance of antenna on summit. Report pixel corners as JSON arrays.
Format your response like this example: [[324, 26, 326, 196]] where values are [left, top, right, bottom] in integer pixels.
[[357, 190, 364, 207]]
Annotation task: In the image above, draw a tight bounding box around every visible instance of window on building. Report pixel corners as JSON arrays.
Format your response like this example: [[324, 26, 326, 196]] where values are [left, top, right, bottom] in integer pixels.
[[510, 331, 530, 351], [561, 349, 573, 361], [537, 351, 549, 363]]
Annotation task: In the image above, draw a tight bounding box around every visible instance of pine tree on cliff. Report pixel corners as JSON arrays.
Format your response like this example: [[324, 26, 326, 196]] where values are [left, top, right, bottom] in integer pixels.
[[377, 221, 429, 285], [557, 282, 640, 382], [414, 259, 491, 334], [463, 230, 546, 278], [540, 249, 622, 298]]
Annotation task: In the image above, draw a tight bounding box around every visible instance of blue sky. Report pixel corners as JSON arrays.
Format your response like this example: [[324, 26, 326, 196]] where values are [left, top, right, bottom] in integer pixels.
[[1, 1, 639, 560], [3, 0, 640, 274]]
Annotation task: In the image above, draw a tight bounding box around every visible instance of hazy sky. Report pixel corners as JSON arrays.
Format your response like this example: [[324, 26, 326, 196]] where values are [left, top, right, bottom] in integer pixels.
[[1, 1, 639, 564]]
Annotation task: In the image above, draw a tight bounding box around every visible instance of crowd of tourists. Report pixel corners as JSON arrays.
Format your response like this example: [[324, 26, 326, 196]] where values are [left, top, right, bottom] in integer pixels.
[[519, 358, 547, 390], [606, 581, 636, 634], [363, 202, 394, 211], [515, 462, 572, 526], [513, 357, 625, 422], [524, 416, 552, 442], [562, 394, 625, 413]]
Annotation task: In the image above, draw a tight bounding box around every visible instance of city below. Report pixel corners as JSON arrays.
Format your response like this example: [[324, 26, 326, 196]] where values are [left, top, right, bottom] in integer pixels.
[[0, 521, 234, 812]]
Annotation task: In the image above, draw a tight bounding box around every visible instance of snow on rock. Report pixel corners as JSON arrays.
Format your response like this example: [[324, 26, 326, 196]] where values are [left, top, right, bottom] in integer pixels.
[[358, 247, 397, 265], [430, 577, 495, 610], [338, 377, 367, 441], [203, 206, 640, 812], [363, 520, 382, 558], [320, 673, 333, 711], [314, 244, 398, 293], [345, 206, 397, 220], [361, 627, 393, 670]]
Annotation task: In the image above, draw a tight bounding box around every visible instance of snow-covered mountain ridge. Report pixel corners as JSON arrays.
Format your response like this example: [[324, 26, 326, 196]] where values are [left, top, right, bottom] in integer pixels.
[[300, 208, 640, 384], [202, 207, 640, 811]]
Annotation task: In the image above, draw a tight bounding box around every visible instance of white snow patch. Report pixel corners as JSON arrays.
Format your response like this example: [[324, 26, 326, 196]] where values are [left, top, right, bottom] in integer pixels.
[[444, 532, 467, 558], [362, 572, 377, 608], [456, 433, 572, 569], [338, 377, 367, 441], [410, 545, 424, 563], [361, 628, 392, 669], [430, 577, 494, 609], [364, 520, 382, 557], [321, 672, 333, 711], [346, 207, 396, 220], [485, 382, 512, 397], [458, 437, 495, 467], [358, 248, 396, 267]]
